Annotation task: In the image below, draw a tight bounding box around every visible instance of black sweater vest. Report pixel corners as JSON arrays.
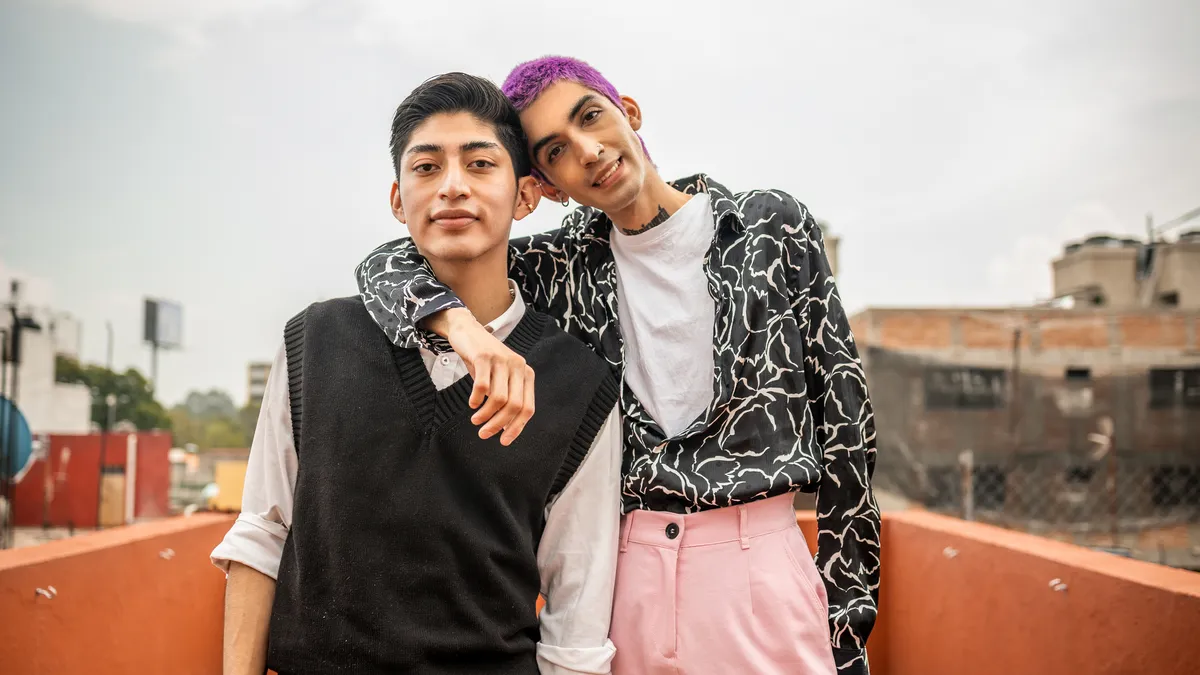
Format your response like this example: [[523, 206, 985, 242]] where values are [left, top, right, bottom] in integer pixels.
[[267, 297, 618, 675]]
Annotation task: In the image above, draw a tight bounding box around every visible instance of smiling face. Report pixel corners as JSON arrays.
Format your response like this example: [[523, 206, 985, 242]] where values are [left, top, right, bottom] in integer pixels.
[[392, 112, 524, 264], [521, 80, 650, 215]]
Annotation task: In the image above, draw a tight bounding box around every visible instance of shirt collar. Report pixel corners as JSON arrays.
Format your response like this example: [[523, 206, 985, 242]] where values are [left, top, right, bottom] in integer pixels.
[[485, 279, 526, 342]]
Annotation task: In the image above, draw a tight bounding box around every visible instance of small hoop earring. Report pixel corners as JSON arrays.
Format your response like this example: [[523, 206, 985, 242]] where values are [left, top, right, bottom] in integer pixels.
[[525, 203, 534, 212]]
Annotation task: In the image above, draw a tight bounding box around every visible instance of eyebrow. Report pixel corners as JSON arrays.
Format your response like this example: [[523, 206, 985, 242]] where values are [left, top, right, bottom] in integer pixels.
[[404, 140, 501, 157], [531, 94, 597, 160]]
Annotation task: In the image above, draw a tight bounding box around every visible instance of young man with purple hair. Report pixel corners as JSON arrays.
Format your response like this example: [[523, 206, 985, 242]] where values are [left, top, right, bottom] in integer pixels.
[[357, 57, 879, 675]]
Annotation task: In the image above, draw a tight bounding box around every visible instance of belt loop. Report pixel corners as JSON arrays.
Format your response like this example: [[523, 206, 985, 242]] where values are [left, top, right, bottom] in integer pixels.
[[619, 512, 633, 552], [738, 505, 750, 550]]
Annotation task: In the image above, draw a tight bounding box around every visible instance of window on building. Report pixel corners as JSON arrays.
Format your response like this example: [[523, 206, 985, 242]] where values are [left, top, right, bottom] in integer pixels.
[[924, 367, 1007, 409], [1065, 466, 1095, 484], [1159, 291, 1180, 307], [1065, 367, 1091, 382], [1149, 368, 1200, 408]]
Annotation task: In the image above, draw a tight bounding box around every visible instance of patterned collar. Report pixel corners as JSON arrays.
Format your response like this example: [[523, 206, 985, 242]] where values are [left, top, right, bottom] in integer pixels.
[[571, 173, 746, 241]]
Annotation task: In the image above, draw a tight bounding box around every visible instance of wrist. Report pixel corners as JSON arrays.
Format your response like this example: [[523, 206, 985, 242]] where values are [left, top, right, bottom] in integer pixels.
[[426, 307, 476, 339]]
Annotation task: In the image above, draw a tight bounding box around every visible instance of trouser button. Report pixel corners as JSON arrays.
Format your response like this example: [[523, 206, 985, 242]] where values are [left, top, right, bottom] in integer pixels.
[[665, 523, 680, 539]]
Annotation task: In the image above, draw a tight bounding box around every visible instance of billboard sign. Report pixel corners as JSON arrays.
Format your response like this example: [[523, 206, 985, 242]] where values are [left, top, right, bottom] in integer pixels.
[[143, 298, 183, 349]]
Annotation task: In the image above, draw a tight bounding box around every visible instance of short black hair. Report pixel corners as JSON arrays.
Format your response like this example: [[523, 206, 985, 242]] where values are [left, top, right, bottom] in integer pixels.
[[390, 72, 531, 182]]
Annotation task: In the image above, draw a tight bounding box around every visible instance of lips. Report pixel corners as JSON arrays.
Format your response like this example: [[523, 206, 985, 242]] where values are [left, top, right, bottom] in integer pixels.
[[592, 157, 622, 188], [431, 209, 477, 230]]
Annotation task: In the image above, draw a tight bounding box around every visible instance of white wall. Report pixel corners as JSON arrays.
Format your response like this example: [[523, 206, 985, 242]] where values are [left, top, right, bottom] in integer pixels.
[[2, 311, 91, 434]]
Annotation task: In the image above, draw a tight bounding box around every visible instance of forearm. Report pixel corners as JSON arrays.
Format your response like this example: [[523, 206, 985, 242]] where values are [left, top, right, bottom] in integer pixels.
[[223, 561, 276, 675], [422, 306, 480, 340]]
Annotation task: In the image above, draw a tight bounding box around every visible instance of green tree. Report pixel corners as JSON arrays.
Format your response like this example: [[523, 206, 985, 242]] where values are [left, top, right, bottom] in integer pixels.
[[55, 355, 172, 431], [182, 389, 238, 420], [169, 390, 257, 451]]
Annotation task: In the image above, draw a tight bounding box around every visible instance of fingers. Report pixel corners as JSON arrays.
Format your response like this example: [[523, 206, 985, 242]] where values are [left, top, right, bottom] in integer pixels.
[[471, 359, 509, 428], [469, 353, 492, 409], [480, 362, 524, 441], [500, 366, 536, 446]]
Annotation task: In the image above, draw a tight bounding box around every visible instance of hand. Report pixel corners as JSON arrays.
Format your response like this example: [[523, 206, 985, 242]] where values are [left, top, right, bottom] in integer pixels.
[[432, 308, 536, 445]]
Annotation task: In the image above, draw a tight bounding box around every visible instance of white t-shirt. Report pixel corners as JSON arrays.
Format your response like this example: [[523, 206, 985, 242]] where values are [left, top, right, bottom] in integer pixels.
[[611, 193, 716, 438]]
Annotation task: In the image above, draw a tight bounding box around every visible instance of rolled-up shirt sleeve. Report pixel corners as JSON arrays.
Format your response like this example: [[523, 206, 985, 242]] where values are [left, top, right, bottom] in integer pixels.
[[210, 342, 297, 580]]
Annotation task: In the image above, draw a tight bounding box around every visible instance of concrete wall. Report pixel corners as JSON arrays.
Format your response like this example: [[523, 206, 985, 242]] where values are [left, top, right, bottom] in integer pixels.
[[3, 512, 1197, 674], [874, 510, 1200, 675], [1157, 243, 1200, 309], [0, 514, 232, 675], [1052, 248, 1140, 307]]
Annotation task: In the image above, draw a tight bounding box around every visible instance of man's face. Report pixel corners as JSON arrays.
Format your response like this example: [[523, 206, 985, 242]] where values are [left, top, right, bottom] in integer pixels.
[[393, 112, 523, 264], [521, 80, 648, 214]]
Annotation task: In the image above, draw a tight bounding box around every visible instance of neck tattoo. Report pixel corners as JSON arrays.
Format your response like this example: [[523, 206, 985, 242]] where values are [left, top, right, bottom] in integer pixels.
[[623, 206, 670, 235]]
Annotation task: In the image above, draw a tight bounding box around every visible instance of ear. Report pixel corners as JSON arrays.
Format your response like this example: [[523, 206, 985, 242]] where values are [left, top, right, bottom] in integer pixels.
[[538, 180, 568, 205], [390, 181, 406, 224], [514, 176, 543, 222], [620, 95, 643, 132]]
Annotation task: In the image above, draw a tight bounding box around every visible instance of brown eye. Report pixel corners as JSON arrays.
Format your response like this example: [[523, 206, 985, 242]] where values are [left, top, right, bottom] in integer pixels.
[[583, 109, 602, 124]]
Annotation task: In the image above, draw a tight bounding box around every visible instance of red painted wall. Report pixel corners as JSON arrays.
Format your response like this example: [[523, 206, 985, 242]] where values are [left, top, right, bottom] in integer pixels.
[[11, 432, 173, 528]]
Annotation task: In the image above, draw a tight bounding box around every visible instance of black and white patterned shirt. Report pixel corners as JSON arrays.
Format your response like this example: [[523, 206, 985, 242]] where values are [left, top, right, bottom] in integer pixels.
[[356, 174, 879, 673]]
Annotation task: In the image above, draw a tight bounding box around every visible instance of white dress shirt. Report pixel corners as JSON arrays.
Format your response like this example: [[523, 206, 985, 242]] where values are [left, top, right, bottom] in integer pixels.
[[211, 282, 621, 675]]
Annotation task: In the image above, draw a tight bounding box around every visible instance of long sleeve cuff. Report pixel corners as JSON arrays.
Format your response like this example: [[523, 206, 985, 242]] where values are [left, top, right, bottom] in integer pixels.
[[210, 513, 288, 580], [833, 646, 870, 675], [536, 639, 616, 675], [409, 297, 465, 354]]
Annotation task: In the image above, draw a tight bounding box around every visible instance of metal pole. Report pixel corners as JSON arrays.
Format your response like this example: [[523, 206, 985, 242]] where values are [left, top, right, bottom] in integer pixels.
[[0, 328, 8, 549], [1108, 445, 1119, 547], [151, 341, 158, 393], [97, 394, 115, 529], [1008, 327, 1022, 447], [960, 449, 975, 521], [95, 395, 105, 530], [96, 321, 113, 529], [0, 327, 7, 401]]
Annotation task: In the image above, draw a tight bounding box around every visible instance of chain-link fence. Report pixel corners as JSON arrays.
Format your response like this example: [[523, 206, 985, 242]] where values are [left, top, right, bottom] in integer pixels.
[[866, 345, 1200, 570]]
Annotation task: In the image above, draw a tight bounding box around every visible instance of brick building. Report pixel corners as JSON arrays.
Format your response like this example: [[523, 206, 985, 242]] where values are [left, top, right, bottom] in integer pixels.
[[848, 233, 1200, 565]]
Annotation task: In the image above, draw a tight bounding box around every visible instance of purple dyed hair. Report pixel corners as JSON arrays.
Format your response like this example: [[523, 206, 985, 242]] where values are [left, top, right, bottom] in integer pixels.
[[501, 56, 651, 185]]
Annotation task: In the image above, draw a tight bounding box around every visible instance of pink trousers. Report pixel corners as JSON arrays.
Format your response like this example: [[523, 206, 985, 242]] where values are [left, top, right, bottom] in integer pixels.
[[610, 494, 837, 675]]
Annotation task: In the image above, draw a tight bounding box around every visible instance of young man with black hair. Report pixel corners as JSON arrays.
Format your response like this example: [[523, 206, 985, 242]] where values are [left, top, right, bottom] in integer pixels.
[[212, 72, 622, 675]]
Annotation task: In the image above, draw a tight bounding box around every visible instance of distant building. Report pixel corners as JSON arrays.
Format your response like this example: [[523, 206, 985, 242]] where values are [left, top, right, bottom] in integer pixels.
[[849, 230, 1200, 566], [247, 361, 271, 407], [817, 219, 840, 277], [1053, 229, 1200, 309], [1, 301, 91, 435]]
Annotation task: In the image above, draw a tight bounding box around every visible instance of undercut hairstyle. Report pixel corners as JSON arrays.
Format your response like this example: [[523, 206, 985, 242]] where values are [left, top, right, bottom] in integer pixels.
[[390, 72, 532, 181], [501, 56, 652, 183]]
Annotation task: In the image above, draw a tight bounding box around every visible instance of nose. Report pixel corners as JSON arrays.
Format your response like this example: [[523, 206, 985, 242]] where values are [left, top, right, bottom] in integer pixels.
[[437, 163, 471, 201], [577, 135, 602, 167]]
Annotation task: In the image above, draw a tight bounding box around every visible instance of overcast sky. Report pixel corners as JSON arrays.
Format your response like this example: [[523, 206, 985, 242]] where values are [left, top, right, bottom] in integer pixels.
[[2, 0, 1198, 407]]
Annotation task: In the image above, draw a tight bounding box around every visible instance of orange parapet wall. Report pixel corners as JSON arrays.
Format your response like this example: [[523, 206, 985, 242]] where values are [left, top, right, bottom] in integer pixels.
[[0, 514, 234, 675], [4, 510, 1199, 674]]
